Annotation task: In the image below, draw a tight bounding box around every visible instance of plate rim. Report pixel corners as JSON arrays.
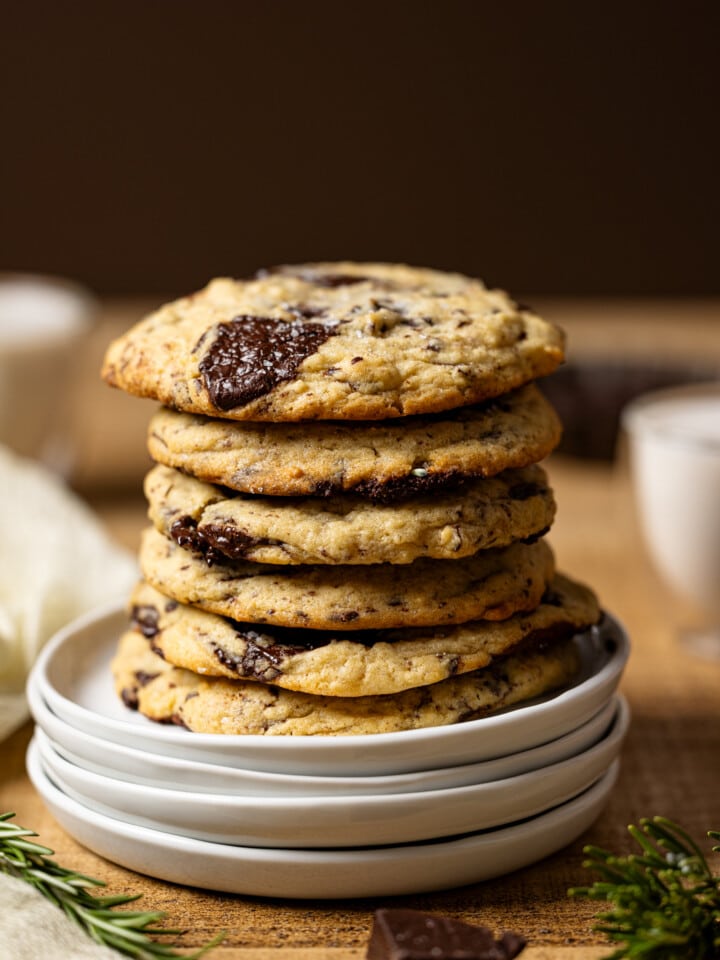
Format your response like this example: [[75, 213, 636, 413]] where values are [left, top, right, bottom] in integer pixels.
[[26, 735, 620, 899], [34, 693, 629, 811], [29, 670, 624, 791]]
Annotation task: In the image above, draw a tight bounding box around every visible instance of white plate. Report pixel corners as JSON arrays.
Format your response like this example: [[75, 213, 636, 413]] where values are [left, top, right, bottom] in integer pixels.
[[33, 694, 628, 848], [28, 678, 621, 796], [27, 739, 619, 898], [29, 603, 630, 776]]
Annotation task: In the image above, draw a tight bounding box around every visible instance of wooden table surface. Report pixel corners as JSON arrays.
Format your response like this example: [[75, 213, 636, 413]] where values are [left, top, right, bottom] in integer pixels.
[[2, 300, 720, 959]]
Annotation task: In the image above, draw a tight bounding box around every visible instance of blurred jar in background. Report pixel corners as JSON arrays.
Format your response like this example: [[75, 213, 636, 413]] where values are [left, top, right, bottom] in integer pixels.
[[0, 274, 95, 474]]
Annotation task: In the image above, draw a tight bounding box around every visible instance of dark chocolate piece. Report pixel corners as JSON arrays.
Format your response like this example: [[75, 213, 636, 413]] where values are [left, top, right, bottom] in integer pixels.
[[508, 481, 546, 501], [130, 604, 160, 638], [134, 670, 160, 687], [121, 687, 139, 710], [353, 469, 466, 503], [366, 909, 525, 960], [197, 315, 334, 411], [170, 516, 270, 565]]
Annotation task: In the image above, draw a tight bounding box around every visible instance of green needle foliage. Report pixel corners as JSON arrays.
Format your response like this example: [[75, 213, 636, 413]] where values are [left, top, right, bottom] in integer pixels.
[[0, 812, 224, 958], [570, 816, 720, 959]]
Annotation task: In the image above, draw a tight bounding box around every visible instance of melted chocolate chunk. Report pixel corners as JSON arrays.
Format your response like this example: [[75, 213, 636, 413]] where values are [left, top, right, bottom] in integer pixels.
[[307, 469, 465, 502], [366, 908, 526, 960], [135, 670, 160, 687], [170, 516, 268, 565], [540, 587, 564, 607], [131, 604, 160, 638], [197, 316, 334, 411], [200, 523, 269, 561], [508, 481, 545, 501], [121, 687, 139, 710], [212, 637, 286, 682], [354, 469, 466, 503], [170, 516, 227, 565]]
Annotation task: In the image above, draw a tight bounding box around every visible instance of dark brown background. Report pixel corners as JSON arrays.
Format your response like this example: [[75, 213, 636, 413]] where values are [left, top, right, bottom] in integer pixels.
[[2, 0, 719, 296]]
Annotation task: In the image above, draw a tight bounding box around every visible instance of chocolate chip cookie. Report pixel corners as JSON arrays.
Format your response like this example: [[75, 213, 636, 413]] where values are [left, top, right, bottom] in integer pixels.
[[128, 574, 598, 697], [147, 384, 561, 500], [102, 264, 564, 421], [112, 628, 581, 736], [139, 527, 555, 629], [145, 463, 556, 566]]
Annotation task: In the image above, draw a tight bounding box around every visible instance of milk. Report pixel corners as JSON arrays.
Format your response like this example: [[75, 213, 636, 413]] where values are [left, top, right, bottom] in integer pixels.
[[624, 385, 720, 627], [0, 275, 94, 468], [0, 279, 89, 346]]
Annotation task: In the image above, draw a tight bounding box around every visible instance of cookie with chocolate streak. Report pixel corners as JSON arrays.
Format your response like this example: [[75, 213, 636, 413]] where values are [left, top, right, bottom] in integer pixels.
[[146, 384, 561, 500], [127, 575, 598, 697], [139, 527, 555, 630], [102, 263, 564, 421], [145, 463, 556, 566], [112, 628, 581, 735]]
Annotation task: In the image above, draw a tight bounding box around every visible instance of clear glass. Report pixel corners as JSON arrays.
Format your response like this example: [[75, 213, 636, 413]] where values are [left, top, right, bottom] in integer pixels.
[[623, 381, 720, 660]]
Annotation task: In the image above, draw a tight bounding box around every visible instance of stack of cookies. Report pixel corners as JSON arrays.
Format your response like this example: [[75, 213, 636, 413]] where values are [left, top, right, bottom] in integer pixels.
[[102, 262, 600, 736]]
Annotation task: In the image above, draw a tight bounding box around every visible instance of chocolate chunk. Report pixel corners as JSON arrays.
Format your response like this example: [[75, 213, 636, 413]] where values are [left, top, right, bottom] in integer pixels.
[[197, 316, 334, 411], [198, 522, 267, 561], [540, 587, 564, 607], [170, 516, 229, 565], [211, 639, 284, 682], [508, 481, 545, 501], [170, 516, 269, 565], [366, 909, 525, 959], [121, 687, 139, 710], [130, 604, 160, 638], [353, 469, 465, 503], [134, 670, 160, 687]]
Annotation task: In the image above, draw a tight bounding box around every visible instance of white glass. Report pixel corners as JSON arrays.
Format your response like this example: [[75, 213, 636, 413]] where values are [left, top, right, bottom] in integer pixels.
[[0, 274, 95, 473], [624, 382, 720, 659]]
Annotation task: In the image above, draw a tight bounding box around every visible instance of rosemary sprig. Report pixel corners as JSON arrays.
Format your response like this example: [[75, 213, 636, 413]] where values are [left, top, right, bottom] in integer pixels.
[[0, 812, 224, 958], [569, 816, 720, 959]]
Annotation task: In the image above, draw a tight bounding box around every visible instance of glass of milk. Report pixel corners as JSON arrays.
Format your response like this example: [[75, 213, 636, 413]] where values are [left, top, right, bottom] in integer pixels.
[[0, 274, 95, 473], [623, 382, 720, 659]]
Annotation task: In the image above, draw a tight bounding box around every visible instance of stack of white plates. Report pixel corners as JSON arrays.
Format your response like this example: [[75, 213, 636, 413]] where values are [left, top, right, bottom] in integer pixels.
[[27, 604, 630, 898]]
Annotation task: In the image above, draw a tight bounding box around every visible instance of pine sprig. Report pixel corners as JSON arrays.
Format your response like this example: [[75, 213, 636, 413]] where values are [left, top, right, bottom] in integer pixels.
[[0, 812, 224, 958], [569, 816, 720, 959]]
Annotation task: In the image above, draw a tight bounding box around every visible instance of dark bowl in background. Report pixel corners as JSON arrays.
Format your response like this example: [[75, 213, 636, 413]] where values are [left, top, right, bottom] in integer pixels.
[[541, 361, 720, 460]]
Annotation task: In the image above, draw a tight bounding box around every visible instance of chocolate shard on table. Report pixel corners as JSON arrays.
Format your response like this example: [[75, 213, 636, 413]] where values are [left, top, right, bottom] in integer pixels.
[[366, 908, 526, 959]]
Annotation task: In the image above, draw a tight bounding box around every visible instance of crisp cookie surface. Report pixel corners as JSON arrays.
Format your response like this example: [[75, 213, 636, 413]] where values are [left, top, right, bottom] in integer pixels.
[[128, 575, 598, 697], [145, 463, 556, 566], [112, 630, 581, 736], [102, 263, 565, 421], [147, 384, 561, 500], [139, 527, 555, 630]]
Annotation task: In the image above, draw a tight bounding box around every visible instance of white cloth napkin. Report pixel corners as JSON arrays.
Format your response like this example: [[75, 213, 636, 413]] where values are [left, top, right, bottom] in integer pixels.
[[0, 872, 120, 959], [0, 445, 138, 740]]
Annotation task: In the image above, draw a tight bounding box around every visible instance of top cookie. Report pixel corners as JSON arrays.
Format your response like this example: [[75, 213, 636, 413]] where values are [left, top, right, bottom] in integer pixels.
[[102, 263, 565, 421]]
